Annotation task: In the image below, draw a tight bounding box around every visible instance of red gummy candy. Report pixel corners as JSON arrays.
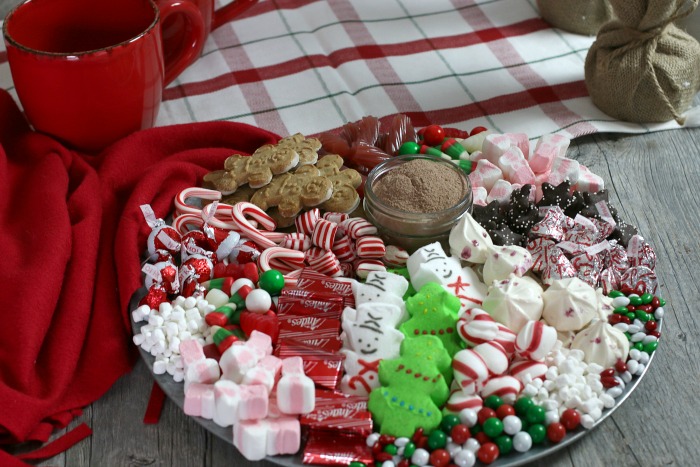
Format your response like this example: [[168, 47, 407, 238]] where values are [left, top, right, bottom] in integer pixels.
[[239, 310, 279, 345]]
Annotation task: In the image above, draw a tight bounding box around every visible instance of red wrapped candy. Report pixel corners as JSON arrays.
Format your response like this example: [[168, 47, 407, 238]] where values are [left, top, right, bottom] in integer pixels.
[[140, 204, 181, 256]]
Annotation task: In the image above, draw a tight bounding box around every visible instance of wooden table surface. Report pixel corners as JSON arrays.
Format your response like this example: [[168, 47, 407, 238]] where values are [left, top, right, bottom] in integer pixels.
[[2, 0, 700, 465]]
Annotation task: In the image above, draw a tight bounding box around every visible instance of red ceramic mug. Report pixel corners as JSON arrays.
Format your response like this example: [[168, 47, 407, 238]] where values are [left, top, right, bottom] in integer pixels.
[[3, 0, 206, 152]]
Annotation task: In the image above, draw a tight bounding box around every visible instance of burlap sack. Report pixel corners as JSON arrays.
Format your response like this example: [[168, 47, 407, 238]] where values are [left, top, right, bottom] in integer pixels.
[[585, 0, 700, 124], [537, 0, 614, 36]]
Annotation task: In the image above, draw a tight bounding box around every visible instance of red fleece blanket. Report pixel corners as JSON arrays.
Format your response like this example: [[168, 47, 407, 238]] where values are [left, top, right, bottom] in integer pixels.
[[0, 90, 280, 462]]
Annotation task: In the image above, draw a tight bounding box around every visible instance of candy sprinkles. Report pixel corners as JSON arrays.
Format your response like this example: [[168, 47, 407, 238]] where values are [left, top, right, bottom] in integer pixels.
[[129, 120, 667, 466]]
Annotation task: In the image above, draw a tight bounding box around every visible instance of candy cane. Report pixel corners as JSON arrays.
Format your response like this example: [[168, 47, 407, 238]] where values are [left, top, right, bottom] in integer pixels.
[[258, 247, 306, 274], [201, 202, 241, 231], [231, 202, 278, 249], [175, 187, 222, 216], [173, 213, 204, 234]]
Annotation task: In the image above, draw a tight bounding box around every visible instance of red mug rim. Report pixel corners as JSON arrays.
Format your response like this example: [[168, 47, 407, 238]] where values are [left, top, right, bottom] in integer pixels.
[[2, 0, 161, 57]]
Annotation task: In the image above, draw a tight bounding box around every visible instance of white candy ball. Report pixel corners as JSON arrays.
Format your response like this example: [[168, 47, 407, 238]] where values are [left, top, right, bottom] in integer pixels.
[[411, 448, 430, 466], [459, 408, 478, 427], [463, 438, 480, 453], [453, 448, 476, 467], [245, 288, 272, 313], [366, 433, 380, 447], [381, 461, 395, 467], [513, 431, 533, 452], [503, 415, 522, 435]]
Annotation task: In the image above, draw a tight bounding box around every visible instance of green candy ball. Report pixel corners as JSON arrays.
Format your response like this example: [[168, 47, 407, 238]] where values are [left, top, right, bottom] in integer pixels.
[[484, 395, 503, 410], [528, 424, 547, 444], [495, 434, 513, 454], [514, 397, 534, 416], [526, 406, 546, 425], [258, 269, 285, 295], [483, 417, 504, 438], [427, 429, 447, 450], [440, 414, 461, 433]]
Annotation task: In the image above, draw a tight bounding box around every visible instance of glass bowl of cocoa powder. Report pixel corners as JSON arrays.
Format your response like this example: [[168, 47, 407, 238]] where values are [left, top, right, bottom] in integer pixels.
[[363, 154, 472, 253]]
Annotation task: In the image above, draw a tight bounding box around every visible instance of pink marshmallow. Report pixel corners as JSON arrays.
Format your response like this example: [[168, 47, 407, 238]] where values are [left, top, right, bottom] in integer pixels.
[[486, 179, 514, 204], [213, 379, 241, 427], [185, 358, 221, 387], [530, 134, 570, 174], [472, 186, 488, 206], [276, 357, 315, 415], [233, 417, 301, 461], [242, 355, 282, 393], [184, 383, 216, 419], [498, 147, 535, 185], [534, 172, 551, 202], [472, 159, 503, 191], [575, 164, 605, 192], [179, 338, 205, 371], [482, 134, 513, 165], [548, 156, 580, 186], [504, 132, 530, 158], [238, 384, 270, 421], [219, 330, 272, 383]]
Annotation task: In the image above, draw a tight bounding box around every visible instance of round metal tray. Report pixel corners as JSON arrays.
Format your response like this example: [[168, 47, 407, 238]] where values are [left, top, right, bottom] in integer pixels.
[[130, 289, 660, 466]]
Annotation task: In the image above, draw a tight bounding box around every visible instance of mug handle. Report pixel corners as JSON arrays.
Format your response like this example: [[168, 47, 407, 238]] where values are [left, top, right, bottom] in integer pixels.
[[158, 0, 206, 86], [212, 0, 258, 31]]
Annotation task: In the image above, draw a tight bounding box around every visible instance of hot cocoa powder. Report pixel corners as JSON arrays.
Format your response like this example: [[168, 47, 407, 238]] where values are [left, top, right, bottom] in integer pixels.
[[372, 159, 467, 213]]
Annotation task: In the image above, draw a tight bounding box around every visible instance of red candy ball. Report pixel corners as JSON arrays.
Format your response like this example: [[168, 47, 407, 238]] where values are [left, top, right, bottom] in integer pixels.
[[496, 404, 516, 419], [475, 432, 491, 445], [547, 422, 567, 443], [470, 126, 488, 136], [422, 125, 446, 146], [645, 320, 658, 332], [561, 409, 581, 431], [430, 449, 451, 467], [450, 424, 471, 444], [478, 407, 498, 425], [615, 359, 627, 373], [477, 442, 500, 464]]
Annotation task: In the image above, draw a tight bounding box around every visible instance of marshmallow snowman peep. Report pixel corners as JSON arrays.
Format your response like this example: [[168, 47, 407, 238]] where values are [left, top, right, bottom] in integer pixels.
[[406, 242, 487, 313], [339, 271, 409, 396]]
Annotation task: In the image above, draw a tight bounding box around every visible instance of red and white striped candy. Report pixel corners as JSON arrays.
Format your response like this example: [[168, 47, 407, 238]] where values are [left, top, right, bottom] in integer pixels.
[[473, 341, 509, 376], [457, 309, 517, 355], [231, 202, 277, 249], [355, 236, 386, 259], [306, 249, 342, 277], [283, 268, 303, 287], [352, 259, 386, 280], [508, 358, 548, 385], [200, 202, 239, 230], [382, 245, 409, 268], [304, 246, 326, 263], [445, 391, 483, 413], [258, 247, 305, 274], [312, 219, 338, 251], [322, 212, 349, 224], [339, 262, 354, 278], [295, 208, 320, 235], [331, 236, 356, 263], [452, 349, 489, 390], [175, 187, 222, 216], [480, 375, 522, 405], [340, 218, 377, 239], [515, 321, 557, 361], [280, 233, 312, 251], [173, 213, 204, 235]]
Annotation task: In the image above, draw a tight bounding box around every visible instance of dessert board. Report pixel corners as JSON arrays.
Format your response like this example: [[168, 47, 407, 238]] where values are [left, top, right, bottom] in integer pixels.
[[130, 287, 660, 466]]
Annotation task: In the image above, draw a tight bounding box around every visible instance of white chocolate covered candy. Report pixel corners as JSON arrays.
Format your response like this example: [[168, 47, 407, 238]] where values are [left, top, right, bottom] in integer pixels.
[[542, 277, 598, 332], [570, 320, 630, 368]]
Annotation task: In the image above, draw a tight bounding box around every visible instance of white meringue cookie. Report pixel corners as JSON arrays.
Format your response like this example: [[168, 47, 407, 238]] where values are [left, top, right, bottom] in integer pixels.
[[482, 244, 533, 285], [483, 274, 544, 333], [542, 277, 597, 332], [449, 213, 494, 264], [570, 320, 630, 368]]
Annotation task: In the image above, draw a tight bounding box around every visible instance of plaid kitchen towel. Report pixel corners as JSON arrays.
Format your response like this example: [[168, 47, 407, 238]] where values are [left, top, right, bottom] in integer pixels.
[[2, 0, 699, 139]]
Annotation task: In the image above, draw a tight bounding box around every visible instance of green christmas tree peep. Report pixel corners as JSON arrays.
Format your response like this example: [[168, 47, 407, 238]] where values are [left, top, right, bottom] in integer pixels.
[[368, 335, 452, 437], [400, 282, 463, 356]]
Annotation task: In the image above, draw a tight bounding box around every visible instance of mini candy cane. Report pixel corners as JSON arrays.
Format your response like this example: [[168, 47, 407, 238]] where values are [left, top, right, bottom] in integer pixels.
[[283, 268, 303, 287], [201, 202, 241, 231], [295, 208, 320, 235], [258, 247, 306, 275], [231, 202, 278, 249], [173, 213, 205, 235], [355, 236, 386, 259], [311, 219, 338, 251], [340, 218, 377, 239], [322, 212, 348, 224], [175, 187, 222, 216], [280, 233, 312, 251]]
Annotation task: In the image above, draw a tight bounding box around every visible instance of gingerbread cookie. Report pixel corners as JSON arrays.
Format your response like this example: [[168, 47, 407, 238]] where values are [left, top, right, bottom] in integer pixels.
[[276, 133, 321, 167], [313, 154, 362, 213], [250, 166, 333, 219]]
